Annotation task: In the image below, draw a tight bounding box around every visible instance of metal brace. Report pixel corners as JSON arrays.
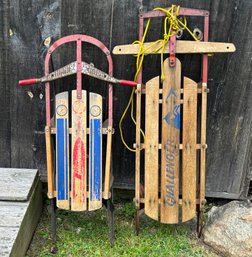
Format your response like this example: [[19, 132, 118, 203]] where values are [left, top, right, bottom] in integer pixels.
[[169, 33, 176, 67]]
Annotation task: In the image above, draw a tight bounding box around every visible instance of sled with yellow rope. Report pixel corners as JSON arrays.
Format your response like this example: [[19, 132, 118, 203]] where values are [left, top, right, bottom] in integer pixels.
[[113, 5, 235, 234]]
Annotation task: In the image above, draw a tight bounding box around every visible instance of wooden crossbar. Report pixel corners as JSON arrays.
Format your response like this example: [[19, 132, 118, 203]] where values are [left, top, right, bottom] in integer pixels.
[[113, 41, 236, 55]]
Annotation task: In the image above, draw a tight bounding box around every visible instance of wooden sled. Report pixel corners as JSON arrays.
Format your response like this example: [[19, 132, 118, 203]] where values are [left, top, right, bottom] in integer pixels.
[[113, 6, 235, 234], [20, 34, 116, 247], [135, 58, 206, 224]]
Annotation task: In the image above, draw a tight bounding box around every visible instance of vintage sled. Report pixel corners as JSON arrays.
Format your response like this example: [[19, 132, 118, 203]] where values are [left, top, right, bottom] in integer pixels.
[[113, 6, 235, 234], [19, 34, 137, 247]]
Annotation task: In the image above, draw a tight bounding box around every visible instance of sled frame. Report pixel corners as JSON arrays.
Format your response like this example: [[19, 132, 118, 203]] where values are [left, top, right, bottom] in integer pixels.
[[44, 34, 115, 246], [134, 7, 209, 233]]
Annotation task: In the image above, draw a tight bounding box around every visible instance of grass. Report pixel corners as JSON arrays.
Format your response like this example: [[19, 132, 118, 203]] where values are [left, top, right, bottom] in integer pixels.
[[26, 201, 215, 257]]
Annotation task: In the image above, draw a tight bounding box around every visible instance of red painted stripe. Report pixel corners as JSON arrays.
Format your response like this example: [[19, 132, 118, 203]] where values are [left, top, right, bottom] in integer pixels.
[[72, 136, 85, 202]]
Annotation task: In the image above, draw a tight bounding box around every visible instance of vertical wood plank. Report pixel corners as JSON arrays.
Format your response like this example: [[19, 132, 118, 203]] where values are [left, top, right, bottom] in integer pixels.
[[89, 93, 102, 211], [45, 126, 54, 199], [145, 76, 159, 220], [200, 82, 207, 209], [71, 90, 87, 211], [182, 77, 197, 222], [0, 2, 10, 167], [160, 58, 181, 224], [56, 92, 70, 210], [135, 85, 142, 209]]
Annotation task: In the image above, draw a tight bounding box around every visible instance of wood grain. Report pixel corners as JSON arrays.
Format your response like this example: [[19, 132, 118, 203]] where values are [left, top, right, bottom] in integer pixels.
[[182, 77, 197, 222], [144, 76, 159, 220], [56, 91, 70, 210], [2, 0, 250, 201], [45, 126, 54, 199], [113, 41, 236, 55], [160, 58, 181, 224], [0, 172, 42, 257], [0, 168, 38, 201], [89, 93, 103, 211], [71, 90, 87, 211]]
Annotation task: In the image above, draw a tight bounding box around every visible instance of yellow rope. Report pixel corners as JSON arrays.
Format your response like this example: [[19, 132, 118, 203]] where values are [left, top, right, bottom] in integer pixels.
[[119, 5, 198, 152], [119, 19, 150, 152]]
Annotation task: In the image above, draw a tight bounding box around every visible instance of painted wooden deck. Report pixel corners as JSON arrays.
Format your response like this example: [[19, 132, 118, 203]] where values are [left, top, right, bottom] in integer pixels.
[[0, 168, 42, 257]]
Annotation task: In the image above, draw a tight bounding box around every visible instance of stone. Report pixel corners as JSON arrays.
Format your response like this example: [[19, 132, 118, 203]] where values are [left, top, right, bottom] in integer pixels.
[[203, 200, 252, 257]]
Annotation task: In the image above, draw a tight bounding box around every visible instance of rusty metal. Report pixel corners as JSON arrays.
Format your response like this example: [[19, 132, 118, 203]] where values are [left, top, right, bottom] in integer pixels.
[[138, 7, 210, 80], [50, 198, 57, 252], [202, 13, 209, 83], [196, 204, 204, 238], [140, 7, 208, 18], [193, 28, 203, 41], [19, 61, 137, 87], [107, 199, 115, 246], [135, 208, 140, 235], [176, 29, 183, 39], [43, 34, 114, 127], [169, 34, 176, 67]]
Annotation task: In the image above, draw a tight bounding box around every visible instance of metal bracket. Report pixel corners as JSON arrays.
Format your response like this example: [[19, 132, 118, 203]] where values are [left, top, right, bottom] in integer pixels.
[[169, 34, 176, 67]]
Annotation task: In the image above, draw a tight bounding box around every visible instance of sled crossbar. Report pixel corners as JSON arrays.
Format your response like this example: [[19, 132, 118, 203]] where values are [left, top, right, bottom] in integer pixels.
[[113, 41, 236, 55]]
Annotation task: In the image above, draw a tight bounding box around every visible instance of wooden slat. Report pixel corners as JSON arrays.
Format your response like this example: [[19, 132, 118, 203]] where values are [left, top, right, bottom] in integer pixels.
[[182, 77, 198, 222], [135, 85, 142, 209], [45, 126, 54, 199], [200, 83, 207, 208], [159, 99, 184, 104], [50, 127, 110, 134], [89, 93, 103, 211], [137, 198, 200, 205], [53, 191, 111, 199], [160, 58, 181, 224], [103, 127, 112, 199], [144, 76, 159, 220], [113, 41, 236, 55], [71, 90, 87, 211], [133, 143, 206, 150], [141, 88, 206, 94], [55, 91, 70, 210]]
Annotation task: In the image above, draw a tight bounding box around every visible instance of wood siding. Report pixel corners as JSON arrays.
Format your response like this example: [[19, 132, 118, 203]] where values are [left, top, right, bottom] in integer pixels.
[[0, 0, 251, 198]]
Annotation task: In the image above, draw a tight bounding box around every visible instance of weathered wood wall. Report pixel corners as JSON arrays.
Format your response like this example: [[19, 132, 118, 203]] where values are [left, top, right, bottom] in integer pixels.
[[0, 0, 251, 199]]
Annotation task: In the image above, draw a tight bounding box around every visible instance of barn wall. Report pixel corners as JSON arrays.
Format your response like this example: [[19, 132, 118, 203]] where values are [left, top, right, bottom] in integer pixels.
[[0, 0, 251, 198]]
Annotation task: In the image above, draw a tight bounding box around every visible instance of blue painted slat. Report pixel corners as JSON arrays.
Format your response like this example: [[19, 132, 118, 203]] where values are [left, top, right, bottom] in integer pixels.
[[89, 119, 102, 201], [57, 118, 69, 200]]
